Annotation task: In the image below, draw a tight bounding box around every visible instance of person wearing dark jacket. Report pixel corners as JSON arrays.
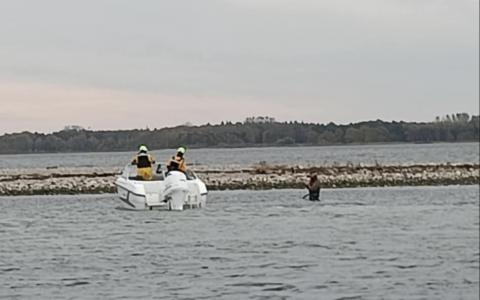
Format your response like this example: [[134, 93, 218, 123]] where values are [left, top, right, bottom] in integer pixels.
[[305, 173, 321, 201]]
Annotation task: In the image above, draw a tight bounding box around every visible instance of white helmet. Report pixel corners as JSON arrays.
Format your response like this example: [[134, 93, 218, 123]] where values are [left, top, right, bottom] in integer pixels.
[[139, 145, 148, 153], [177, 146, 186, 154]]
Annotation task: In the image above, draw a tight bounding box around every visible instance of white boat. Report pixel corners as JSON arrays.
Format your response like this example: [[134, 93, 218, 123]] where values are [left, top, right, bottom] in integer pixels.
[[115, 164, 208, 210]]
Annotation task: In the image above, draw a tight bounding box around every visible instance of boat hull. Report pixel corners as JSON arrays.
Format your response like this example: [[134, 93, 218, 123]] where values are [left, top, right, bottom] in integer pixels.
[[115, 167, 207, 211]]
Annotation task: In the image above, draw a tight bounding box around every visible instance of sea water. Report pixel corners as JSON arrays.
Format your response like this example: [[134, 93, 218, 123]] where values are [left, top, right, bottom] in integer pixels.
[[0, 142, 478, 169], [0, 185, 478, 299]]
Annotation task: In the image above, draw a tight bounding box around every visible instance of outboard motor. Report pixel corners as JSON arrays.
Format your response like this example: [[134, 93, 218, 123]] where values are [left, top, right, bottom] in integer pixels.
[[164, 171, 189, 210]]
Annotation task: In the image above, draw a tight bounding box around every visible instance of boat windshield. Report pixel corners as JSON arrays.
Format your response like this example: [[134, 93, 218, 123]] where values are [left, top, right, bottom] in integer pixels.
[[122, 163, 165, 181], [121, 163, 198, 181]]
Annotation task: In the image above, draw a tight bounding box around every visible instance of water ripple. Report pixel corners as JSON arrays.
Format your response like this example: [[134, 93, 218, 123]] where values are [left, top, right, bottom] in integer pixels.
[[0, 186, 478, 299]]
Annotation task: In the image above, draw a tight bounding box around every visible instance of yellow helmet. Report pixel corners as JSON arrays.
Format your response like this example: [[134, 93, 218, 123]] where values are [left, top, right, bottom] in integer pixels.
[[139, 145, 148, 153]]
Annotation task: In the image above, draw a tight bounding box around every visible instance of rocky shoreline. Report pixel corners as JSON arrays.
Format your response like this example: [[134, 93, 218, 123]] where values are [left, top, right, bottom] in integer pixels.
[[0, 163, 478, 196]]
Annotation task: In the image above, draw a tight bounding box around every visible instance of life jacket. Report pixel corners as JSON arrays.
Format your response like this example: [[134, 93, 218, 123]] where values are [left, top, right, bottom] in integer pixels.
[[133, 153, 154, 169], [167, 155, 187, 172]]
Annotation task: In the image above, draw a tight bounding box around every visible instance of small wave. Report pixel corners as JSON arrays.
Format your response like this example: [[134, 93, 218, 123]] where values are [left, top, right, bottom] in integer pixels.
[[0, 222, 17, 228], [268, 241, 296, 249], [256, 262, 276, 268], [227, 282, 285, 288], [274, 264, 316, 270], [1, 267, 21, 272], [194, 242, 215, 248], [64, 281, 90, 287], [262, 284, 296, 292], [394, 264, 418, 269], [114, 206, 137, 211], [209, 256, 234, 262], [370, 256, 399, 262], [338, 256, 367, 261], [313, 285, 328, 290], [225, 273, 246, 278], [304, 243, 332, 249], [335, 296, 363, 300], [326, 280, 339, 284]]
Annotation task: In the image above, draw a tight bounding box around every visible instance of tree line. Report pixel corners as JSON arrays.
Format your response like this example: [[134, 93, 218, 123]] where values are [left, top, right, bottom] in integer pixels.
[[0, 113, 478, 154]]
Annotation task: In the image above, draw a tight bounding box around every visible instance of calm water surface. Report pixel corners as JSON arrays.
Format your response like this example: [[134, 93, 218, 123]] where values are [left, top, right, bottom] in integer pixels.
[[0, 142, 478, 169], [0, 185, 478, 299]]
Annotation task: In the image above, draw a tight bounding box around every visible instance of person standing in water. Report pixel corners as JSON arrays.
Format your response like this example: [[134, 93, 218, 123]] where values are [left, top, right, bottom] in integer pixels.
[[305, 173, 321, 201], [131, 145, 155, 180]]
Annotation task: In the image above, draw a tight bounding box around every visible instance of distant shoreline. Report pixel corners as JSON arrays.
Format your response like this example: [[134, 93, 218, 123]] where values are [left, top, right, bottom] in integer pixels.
[[1, 163, 478, 196], [0, 141, 478, 156], [1, 116, 478, 155]]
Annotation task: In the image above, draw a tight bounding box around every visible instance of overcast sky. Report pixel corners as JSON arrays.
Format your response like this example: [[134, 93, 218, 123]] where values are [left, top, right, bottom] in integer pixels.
[[0, 0, 478, 134]]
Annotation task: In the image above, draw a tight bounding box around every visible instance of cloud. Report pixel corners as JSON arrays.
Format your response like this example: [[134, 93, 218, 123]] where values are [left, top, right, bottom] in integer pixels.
[[0, 0, 477, 133], [0, 80, 297, 134]]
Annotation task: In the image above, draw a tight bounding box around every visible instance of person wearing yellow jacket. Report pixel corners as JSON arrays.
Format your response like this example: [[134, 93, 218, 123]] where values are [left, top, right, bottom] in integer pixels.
[[166, 146, 187, 173], [131, 145, 155, 180]]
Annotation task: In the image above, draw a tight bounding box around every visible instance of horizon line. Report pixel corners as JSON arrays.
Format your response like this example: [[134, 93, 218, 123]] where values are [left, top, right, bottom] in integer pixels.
[[2, 113, 478, 136]]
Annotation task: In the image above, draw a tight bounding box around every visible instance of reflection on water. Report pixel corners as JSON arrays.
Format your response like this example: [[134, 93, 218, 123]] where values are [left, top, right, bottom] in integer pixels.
[[0, 185, 478, 299], [0, 142, 478, 169]]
